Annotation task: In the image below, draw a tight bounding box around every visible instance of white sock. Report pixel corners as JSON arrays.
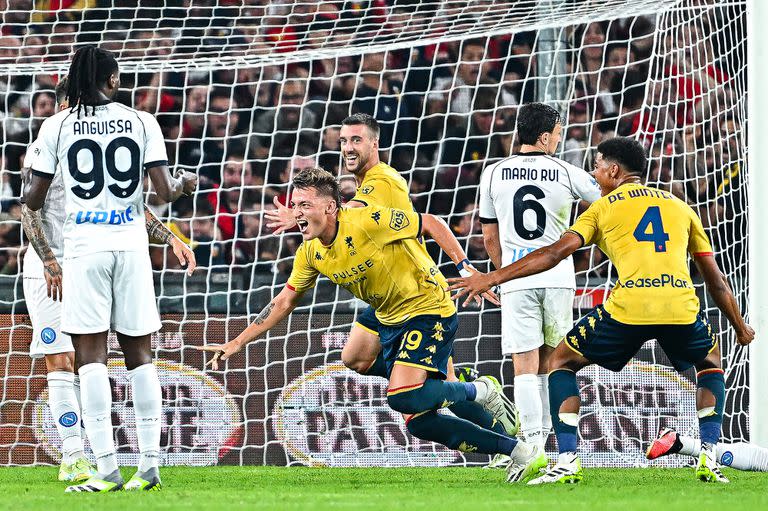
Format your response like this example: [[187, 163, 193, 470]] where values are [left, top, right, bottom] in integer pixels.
[[73, 375, 85, 434], [47, 371, 84, 464], [128, 363, 162, 472], [678, 434, 702, 457], [514, 374, 543, 446], [79, 363, 118, 475], [716, 442, 768, 472], [537, 373, 551, 444]]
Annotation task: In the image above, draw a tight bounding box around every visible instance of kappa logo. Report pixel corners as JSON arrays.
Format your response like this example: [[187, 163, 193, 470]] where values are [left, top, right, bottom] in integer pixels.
[[389, 210, 410, 231], [315, 251, 323, 260], [360, 185, 374, 195], [371, 211, 381, 224]]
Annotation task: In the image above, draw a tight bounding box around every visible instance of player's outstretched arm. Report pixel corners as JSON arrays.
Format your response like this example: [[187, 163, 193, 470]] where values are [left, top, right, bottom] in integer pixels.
[[447, 232, 583, 306], [694, 254, 754, 345], [144, 208, 196, 276], [195, 286, 303, 369], [147, 164, 197, 203], [421, 213, 499, 306], [21, 202, 62, 301]]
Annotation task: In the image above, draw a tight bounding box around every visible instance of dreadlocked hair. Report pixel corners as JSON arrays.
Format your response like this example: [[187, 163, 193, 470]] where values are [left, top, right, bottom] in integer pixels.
[[66, 45, 118, 118]]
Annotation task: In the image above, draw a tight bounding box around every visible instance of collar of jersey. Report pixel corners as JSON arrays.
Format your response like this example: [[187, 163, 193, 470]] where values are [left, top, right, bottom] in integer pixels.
[[320, 220, 340, 248], [81, 99, 112, 106], [515, 151, 546, 156]]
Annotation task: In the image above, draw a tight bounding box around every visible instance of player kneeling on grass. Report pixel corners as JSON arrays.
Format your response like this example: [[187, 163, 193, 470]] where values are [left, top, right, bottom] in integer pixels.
[[449, 137, 754, 484], [199, 167, 545, 483]]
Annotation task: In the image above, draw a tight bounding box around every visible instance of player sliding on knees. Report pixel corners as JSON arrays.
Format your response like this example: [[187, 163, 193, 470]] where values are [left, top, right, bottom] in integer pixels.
[[199, 168, 545, 483], [265, 113, 519, 437], [24, 46, 198, 493], [20, 76, 196, 485], [449, 137, 754, 484]]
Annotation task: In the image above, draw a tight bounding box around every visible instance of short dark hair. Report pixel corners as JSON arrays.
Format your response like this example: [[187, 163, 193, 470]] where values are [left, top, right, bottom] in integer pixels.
[[516, 103, 561, 145], [597, 137, 647, 175], [341, 113, 380, 139], [55, 76, 68, 105], [292, 167, 341, 207]]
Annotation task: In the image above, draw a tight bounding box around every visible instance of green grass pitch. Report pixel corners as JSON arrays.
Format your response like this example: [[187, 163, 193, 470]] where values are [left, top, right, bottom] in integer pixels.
[[1, 466, 767, 511]]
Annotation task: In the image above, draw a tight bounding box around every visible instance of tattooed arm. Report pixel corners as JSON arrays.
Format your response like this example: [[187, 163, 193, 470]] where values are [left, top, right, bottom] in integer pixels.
[[196, 286, 303, 369], [21, 204, 62, 300], [145, 208, 197, 275]]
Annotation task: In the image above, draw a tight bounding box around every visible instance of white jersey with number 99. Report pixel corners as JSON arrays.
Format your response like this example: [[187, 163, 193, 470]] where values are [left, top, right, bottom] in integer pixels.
[[27, 102, 168, 259]]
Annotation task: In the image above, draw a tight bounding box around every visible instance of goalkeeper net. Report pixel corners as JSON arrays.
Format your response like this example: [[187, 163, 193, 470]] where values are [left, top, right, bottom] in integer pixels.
[[0, 0, 748, 468]]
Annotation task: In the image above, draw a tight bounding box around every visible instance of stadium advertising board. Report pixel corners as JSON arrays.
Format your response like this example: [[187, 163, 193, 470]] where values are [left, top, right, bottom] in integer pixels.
[[0, 313, 730, 467]]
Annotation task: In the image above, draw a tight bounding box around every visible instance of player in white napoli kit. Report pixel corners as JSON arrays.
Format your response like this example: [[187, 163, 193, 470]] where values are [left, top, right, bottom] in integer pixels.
[[24, 46, 197, 493], [478, 103, 600, 461], [21, 77, 197, 484]]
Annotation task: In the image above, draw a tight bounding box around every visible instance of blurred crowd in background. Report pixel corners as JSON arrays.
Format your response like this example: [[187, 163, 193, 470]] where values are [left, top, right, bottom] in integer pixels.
[[0, 0, 746, 288]]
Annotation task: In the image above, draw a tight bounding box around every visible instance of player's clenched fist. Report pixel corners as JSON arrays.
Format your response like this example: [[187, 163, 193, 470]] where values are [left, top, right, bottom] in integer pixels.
[[736, 325, 755, 346], [176, 169, 198, 196]]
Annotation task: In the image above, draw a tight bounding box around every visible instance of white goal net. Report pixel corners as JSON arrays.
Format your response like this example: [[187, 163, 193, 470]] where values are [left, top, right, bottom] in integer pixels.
[[0, 0, 748, 468]]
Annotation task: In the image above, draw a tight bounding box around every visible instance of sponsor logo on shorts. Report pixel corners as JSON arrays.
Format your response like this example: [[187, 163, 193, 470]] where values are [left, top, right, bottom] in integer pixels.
[[59, 412, 78, 427], [620, 274, 692, 289], [721, 451, 734, 466], [41, 327, 57, 344]]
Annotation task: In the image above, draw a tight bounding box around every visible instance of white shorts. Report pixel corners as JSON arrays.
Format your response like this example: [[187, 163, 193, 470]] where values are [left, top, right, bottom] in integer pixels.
[[501, 288, 575, 355], [23, 277, 74, 358], [61, 251, 161, 336]]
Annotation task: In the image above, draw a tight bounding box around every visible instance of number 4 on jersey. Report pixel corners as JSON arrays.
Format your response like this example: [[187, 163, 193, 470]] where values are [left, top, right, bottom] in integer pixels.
[[633, 206, 669, 252]]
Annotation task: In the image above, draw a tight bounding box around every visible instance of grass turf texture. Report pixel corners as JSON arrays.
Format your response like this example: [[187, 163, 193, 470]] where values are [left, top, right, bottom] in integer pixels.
[[1, 466, 767, 511]]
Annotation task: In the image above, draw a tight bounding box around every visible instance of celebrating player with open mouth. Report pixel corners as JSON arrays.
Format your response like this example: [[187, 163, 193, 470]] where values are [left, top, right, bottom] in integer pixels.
[[199, 167, 547, 483]]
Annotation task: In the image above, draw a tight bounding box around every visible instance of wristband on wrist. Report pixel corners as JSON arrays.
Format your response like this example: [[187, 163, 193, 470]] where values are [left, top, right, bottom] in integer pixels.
[[456, 258, 473, 277]]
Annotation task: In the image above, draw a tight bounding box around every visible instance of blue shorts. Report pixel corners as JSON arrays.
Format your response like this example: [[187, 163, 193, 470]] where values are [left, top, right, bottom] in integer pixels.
[[354, 305, 382, 335], [378, 314, 458, 379], [563, 305, 717, 372]]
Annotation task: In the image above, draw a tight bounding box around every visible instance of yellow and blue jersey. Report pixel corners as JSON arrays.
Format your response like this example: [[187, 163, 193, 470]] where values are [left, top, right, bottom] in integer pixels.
[[568, 183, 713, 325], [287, 206, 456, 325], [350, 162, 412, 211]]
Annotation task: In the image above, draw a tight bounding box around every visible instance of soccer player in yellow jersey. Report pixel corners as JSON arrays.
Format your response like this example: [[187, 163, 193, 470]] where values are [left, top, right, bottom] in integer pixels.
[[266, 114, 491, 378], [200, 168, 547, 483], [265, 114, 518, 437], [448, 137, 754, 484]]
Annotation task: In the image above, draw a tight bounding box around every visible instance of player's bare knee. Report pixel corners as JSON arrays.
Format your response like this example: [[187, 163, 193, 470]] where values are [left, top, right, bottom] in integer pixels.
[[341, 345, 372, 374], [512, 349, 540, 375], [44, 352, 75, 373], [695, 348, 722, 372], [117, 333, 153, 370]]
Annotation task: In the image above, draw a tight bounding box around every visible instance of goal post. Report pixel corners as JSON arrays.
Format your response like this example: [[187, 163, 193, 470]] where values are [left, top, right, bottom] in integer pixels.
[[748, 0, 768, 449], [0, 0, 753, 467]]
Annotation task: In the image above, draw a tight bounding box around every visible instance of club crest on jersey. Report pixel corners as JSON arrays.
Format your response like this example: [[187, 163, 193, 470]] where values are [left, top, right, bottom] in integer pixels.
[[389, 210, 410, 231], [345, 236, 356, 255], [360, 185, 374, 195], [75, 205, 135, 225], [41, 327, 56, 344]]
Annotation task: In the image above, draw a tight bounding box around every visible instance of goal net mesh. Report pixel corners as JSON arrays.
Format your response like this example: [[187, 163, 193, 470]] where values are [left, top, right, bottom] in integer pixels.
[[0, 0, 748, 468]]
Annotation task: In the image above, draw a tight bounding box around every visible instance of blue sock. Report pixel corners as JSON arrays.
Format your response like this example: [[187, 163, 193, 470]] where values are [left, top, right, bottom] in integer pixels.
[[363, 352, 388, 378], [387, 379, 473, 415], [449, 401, 508, 436], [549, 369, 580, 453], [407, 411, 517, 455], [697, 369, 725, 445]]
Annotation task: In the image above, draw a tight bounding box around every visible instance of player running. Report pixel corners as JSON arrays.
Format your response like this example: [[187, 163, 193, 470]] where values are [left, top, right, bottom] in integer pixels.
[[448, 137, 754, 484], [265, 113, 519, 437], [24, 46, 197, 492], [199, 167, 547, 483], [20, 76, 196, 485], [647, 428, 768, 472], [479, 103, 600, 463]]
